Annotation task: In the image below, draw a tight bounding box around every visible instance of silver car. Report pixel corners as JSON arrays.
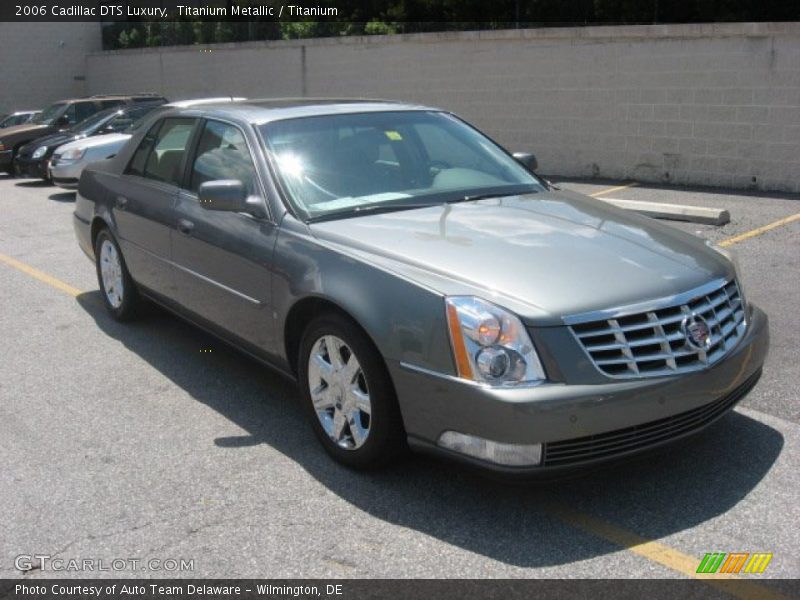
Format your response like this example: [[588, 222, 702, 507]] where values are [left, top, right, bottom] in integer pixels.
[[73, 99, 769, 474], [0, 110, 40, 128], [51, 98, 245, 189]]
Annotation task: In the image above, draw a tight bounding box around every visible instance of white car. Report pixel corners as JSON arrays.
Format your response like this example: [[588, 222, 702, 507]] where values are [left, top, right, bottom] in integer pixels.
[[50, 97, 245, 190]]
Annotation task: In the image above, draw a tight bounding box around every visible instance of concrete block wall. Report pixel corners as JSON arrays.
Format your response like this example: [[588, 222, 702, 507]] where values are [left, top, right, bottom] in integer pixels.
[[85, 23, 800, 192], [0, 23, 101, 115]]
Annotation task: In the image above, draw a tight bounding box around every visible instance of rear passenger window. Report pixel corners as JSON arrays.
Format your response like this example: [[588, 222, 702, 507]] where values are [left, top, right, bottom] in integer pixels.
[[126, 122, 161, 178], [126, 118, 196, 185], [189, 120, 257, 194]]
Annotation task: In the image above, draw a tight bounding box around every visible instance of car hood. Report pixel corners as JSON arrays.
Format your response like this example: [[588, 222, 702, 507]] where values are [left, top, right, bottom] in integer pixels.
[[0, 123, 51, 142], [21, 132, 81, 153], [55, 132, 130, 154], [308, 190, 732, 324]]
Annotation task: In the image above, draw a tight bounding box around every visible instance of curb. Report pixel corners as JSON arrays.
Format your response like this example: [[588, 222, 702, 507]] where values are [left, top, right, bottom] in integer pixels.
[[600, 198, 730, 225]]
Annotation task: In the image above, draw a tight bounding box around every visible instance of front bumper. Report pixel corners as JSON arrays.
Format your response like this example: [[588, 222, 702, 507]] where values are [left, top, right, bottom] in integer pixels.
[[50, 157, 84, 188], [14, 155, 49, 179], [392, 305, 769, 474], [51, 175, 79, 189]]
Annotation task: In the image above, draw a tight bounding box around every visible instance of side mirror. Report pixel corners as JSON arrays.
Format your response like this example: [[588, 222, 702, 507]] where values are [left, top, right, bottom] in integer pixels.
[[56, 115, 71, 129], [198, 180, 265, 218], [513, 152, 538, 172]]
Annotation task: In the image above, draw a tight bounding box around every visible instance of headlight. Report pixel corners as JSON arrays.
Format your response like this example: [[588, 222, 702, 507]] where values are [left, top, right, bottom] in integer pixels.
[[445, 296, 545, 386], [32, 146, 48, 159], [60, 147, 86, 161]]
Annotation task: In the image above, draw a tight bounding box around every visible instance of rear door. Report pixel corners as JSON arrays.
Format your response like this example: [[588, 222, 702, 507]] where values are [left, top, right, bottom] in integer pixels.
[[111, 117, 198, 296], [171, 118, 276, 350]]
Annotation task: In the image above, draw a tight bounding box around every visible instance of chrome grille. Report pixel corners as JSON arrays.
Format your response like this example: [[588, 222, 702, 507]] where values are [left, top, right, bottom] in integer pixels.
[[571, 280, 746, 378]]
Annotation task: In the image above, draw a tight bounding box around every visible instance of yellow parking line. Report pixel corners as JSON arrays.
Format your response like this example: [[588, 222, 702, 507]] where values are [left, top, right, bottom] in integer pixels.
[[589, 182, 637, 197], [0, 252, 82, 297], [546, 504, 790, 600], [719, 213, 800, 248]]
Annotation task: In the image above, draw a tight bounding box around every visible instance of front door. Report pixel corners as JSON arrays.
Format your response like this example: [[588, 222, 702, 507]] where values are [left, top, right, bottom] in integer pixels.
[[171, 119, 276, 351]]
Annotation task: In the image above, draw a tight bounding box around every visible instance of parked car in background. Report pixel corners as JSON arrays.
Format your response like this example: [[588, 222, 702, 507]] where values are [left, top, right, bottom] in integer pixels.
[[52, 98, 244, 189], [15, 101, 167, 180], [0, 94, 165, 175], [0, 111, 40, 128], [73, 99, 768, 474]]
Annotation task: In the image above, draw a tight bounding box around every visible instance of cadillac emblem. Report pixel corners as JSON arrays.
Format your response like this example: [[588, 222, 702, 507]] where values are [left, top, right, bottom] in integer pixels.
[[682, 314, 712, 350]]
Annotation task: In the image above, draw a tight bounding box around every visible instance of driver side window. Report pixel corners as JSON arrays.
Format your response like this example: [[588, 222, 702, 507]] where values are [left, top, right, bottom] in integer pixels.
[[189, 120, 257, 195]]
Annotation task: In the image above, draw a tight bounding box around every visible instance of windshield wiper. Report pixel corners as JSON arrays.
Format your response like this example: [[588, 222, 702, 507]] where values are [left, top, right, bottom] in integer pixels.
[[306, 188, 541, 223], [307, 201, 437, 223], [458, 190, 536, 203]]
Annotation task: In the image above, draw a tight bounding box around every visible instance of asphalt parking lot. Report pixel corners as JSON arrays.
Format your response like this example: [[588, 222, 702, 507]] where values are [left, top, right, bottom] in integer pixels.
[[0, 174, 798, 590]]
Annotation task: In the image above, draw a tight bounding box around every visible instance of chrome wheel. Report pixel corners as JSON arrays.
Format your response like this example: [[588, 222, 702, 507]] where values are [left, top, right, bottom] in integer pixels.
[[99, 239, 124, 308], [307, 335, 371, 450]]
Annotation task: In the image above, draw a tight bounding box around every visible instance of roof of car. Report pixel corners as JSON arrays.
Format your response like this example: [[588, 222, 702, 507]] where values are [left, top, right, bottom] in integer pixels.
[[55, 94, 164, 104], [170, 98, 440, 125]]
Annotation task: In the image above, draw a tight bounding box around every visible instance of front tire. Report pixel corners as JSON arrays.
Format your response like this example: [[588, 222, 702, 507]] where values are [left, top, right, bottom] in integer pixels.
[[298, 312, 406, 469], [94, 228, 140, 321]]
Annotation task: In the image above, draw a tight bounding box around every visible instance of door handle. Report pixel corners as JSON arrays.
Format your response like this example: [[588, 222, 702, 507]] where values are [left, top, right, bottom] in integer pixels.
[[116, 196, 129, 209], [177, 218, 195, 235]]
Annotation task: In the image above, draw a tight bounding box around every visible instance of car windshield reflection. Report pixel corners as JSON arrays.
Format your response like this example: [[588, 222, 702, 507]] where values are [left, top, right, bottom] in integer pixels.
[[260, 111, 545, 221]]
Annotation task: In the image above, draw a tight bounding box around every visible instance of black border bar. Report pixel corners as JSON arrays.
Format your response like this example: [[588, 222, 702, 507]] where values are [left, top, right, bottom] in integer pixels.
[[2, 579, 800, 600]]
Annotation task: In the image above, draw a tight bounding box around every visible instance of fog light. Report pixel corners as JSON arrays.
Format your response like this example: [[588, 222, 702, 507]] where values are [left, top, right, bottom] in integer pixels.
[[438, 431, 542, 466]]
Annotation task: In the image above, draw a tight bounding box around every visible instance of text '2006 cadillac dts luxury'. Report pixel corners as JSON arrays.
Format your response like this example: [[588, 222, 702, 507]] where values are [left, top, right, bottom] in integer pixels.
[[73, 99, 769, 474]]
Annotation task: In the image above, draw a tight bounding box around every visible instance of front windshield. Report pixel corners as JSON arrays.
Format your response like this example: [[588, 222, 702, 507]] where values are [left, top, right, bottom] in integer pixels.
[[31, 103, 66, 126], [260, 111, 544, 221], [70, 109, 116, 134]]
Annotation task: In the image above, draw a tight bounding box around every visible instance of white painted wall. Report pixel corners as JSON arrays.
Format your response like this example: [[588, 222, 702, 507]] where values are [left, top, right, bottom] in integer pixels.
[[0, 23, 101, 115], [84, 22, 800, 192]]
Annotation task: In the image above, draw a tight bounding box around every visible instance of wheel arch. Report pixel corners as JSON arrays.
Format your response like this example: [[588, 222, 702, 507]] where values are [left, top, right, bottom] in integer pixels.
[[284, 295, 372, 377], [90, 215, 112, 249]]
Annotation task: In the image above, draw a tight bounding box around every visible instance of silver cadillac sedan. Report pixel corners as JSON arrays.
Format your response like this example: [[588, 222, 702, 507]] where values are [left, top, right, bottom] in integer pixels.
[[73, 99, 769, 474]]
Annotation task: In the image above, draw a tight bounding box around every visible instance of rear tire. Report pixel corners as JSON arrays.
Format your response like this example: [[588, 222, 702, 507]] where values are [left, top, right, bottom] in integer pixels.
[[94, 229, 140, 321], [298, 312, 406, 469]]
